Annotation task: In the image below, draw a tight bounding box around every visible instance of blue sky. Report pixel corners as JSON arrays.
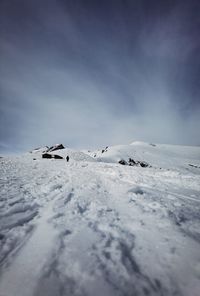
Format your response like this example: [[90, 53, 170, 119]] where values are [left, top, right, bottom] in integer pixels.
[[0, 0, 200, 153]]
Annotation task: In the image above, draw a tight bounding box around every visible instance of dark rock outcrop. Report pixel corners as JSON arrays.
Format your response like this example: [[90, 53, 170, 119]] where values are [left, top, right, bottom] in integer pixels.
[[54, 154, 63, 159], [30, 146, 49, 153], [101, 146, 108, 154], [188, 164, 200, 169], [42, 153, 52, 159], [118, 158, 149, 168], [128, 158, 137, 166], [119, 159, 128, 165], [138, 161, 149, 168], [42, 153, 63, 159], [47, 144, 65, 152]]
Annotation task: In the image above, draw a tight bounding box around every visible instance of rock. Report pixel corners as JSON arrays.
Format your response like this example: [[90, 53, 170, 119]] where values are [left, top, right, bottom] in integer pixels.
[[188, 164, 200, 168], [119, 158, 149, 168], [30, 146, 49, 153], [47, 144, 65, 152], [119, 159, 128, 165], [54, 155, 63, 159], [138, 161, 149, 168], [128, 158, 137, 166], [42, 153, 52, 159], [32, 147, 41, 151], [101, 147, 108, 154]]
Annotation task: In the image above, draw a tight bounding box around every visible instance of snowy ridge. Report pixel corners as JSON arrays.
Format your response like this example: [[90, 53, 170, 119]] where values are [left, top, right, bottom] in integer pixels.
[[87, 141, 200, 171], [0, 142, 200, 296]]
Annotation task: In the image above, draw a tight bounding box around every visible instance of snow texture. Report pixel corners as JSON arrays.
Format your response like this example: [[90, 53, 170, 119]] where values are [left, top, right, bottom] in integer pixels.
[[0, 142, 200, 296]]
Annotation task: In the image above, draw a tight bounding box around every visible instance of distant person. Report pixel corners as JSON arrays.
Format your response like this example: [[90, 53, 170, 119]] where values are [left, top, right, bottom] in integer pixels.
[[66, 156, 69, 162]]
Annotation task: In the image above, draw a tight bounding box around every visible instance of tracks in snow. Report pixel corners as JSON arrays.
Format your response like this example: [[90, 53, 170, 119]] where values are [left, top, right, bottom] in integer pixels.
[[0, 158, 200, 296], [0, 197, 58, 296]]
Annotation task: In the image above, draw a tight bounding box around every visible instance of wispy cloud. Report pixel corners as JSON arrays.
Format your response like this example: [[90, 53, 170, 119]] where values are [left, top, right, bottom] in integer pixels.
[[0, 0, 200, 152]]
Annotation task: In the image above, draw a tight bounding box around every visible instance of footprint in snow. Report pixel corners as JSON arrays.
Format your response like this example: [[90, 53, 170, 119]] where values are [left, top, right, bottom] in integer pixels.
[[128, 186, 144, 195], [63, 190, 74, 205]]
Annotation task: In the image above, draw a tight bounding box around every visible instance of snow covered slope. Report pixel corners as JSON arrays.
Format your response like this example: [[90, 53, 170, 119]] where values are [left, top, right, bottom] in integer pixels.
[[87, 141, 200, 171], [47, 147, 96, 162], [0, 142, 200, 296]]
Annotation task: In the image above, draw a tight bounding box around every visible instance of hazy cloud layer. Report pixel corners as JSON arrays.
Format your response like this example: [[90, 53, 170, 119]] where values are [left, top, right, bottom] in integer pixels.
[[0, 0, 200, 153]]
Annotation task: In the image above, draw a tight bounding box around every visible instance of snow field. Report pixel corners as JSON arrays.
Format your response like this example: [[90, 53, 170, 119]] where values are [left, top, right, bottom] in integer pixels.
[[0, 142, 200, 296]]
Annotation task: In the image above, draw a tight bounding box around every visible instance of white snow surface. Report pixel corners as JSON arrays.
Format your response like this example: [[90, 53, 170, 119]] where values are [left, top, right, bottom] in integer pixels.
[[0, 142, 200, 296]]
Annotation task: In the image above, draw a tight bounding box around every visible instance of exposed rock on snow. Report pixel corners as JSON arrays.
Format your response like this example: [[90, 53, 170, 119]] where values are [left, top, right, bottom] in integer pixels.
[[0, 141, 200, 296], [118, 159, 128, 165], [189, 164, 200, 169], [101, 146, 109, 154], [128, 158, 137, 165], [30, 146, 49, 154], [137, 160, 149, 167], [118, 158, 149, 167], [47, 144, 65, 152], [42, 153, 52, 159], [54, 154, 63, 159], [42, 153, 63, 160], [31, 144, 65, 154]]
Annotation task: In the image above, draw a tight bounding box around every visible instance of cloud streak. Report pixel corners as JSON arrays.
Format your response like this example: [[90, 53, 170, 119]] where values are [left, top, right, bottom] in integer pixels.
[[0, 0, 200, 153]]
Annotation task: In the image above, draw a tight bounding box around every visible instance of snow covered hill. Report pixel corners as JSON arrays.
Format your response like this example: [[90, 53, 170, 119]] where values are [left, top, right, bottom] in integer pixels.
[[86, 141, 200, 171], [0, 142, 200, 296]]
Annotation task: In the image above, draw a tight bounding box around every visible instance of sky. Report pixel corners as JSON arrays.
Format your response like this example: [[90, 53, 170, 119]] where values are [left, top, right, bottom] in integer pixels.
[[0, 0, 200, 153]]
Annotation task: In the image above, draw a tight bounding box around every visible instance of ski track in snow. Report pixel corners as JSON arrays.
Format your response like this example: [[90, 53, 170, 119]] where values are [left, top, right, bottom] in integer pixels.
[[0, 197, 57, 296], [0, 147, 200, 296]]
